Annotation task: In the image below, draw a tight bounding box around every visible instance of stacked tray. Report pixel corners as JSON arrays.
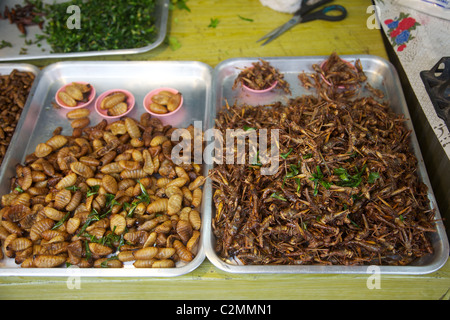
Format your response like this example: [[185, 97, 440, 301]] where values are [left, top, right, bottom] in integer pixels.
[[0, 0, 169, 61], [0, 56, 448, 276]]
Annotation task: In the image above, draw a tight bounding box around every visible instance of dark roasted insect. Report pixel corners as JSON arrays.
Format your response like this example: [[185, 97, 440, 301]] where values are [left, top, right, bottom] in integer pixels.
[[211, 53, 436, 266], [0, 69, 35, 166]]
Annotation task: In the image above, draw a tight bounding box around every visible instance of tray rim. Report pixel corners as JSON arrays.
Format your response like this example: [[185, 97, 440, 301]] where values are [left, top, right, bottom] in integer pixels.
[[0, 0, 169, 61], [205, 54, 450, 275], [0, 60, 212, 277]]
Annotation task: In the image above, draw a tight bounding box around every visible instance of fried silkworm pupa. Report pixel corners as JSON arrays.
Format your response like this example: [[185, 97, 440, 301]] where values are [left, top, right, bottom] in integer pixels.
[[109, 214, 126, 235], [58, 91, 77, 107], [108, 102, 128, 117], [151, 92, 171, 105], [152, 259, 175, 268], [146, 198, 169, 214], [94, 257, 123, 268], [64, 84, 84, 101], [34, 143, 53, 158], [66, 108, 90, 120], [88, 243, 113, 256], [173, 239, 194, 262], [124, 117, 141, 139], [149, 102, 168, 114], [100, 92, 126, 110], [71, 117, 90, 129], [133, 247, 159, 260], [33, 254, 66, 268], [167, 93, 182, 112], [133, 259, 156, 268], [0, 115, 205, 269]]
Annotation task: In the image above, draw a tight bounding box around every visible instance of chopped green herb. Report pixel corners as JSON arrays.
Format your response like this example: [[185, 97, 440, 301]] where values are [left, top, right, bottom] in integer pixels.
[[86, 185, 100, 198], [77, 208, 103, 236], [294, 177, 301, 193], [14, 186, 24, 193], [368, 172, 380, 184], [303, 153, 313, 159], [84, 240, 91, 260], [168, 36, 181, 51], [286, 164, 299, 178], [238, 15, 254, 22], [243, 125, 256, 131], [124, 181, 151, 218], [310, 165, 331, 196], [29, 0, 158, 53], [281, 148, 293, 159], [65, 185, 80, 192], [208, 18, 220, 28], [52, 212, 71, 230], [101, 255, 119, 268], [170, 0, 191, 12], [0, 40, 13, 49], [350, 219, 360, 228], [250, 150, 262, 167], [270, 192, 287, 201], [334, 165, 367, 188]]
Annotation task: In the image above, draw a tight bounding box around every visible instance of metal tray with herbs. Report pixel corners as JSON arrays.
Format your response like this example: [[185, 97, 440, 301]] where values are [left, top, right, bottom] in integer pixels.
[[0, 60, 212, 276], [203, 55, 449, 274], [0, 0, 169, 61]]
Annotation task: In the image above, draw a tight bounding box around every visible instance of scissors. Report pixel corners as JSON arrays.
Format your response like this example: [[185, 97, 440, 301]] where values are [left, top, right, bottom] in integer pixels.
[[257, 0, 347, 46]]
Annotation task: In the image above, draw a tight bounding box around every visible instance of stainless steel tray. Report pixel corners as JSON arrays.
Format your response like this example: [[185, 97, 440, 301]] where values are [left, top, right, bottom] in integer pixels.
[[0, 60, 212, 276], [0, 63, 40, 164], [0, 0, 169, 61], [204, 55, 450, 274]]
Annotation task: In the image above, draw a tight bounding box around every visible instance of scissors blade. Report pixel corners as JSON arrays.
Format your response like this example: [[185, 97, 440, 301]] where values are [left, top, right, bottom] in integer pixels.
[[257, 15, 302, 46]]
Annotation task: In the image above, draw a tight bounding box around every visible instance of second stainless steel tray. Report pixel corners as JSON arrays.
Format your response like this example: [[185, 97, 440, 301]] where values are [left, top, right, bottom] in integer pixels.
[[0, 60, 212, 276], [0, 63, 40, 167], [204, 55, 449, 275], [0, 0, 169, 61]]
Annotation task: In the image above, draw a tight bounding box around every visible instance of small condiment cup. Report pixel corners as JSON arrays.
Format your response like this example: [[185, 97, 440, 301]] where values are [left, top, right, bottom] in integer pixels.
[[55, 81, 96, 109], [242, 80, 278, 93], [95, 89, 135, 119], [143, 87, 183, 118]]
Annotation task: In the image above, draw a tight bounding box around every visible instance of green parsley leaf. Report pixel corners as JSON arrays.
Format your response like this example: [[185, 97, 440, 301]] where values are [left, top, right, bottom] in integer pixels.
[[168, 36, 181, 51], [368, 172, 380, 184], [281, 148, 293, 159], [208, 18, 220, 28], [238, 15, 253, 22], [270, 192, 287, 201], [86, 185, 100, 198]]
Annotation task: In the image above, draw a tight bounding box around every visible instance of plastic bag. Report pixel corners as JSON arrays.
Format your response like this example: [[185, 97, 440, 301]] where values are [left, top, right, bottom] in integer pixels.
[[398, 0, 450, 20], [259, 0, 301, 14]]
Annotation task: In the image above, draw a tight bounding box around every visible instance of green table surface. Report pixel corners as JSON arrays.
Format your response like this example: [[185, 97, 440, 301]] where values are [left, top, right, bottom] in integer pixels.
[[1, 0, 449, 300]]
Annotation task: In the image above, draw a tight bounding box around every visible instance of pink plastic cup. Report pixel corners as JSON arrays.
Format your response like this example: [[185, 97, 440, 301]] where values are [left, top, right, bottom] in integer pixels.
[[95, 89, 135, 119], [242, 80, 278, 93], [55, 82, 96, 109], [143, 87, 183, 118]]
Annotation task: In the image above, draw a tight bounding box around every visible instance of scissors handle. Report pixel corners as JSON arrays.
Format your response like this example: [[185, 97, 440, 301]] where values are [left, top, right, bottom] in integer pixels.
[[301, 5, 347, 23], [296, 0, 333, 16]]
